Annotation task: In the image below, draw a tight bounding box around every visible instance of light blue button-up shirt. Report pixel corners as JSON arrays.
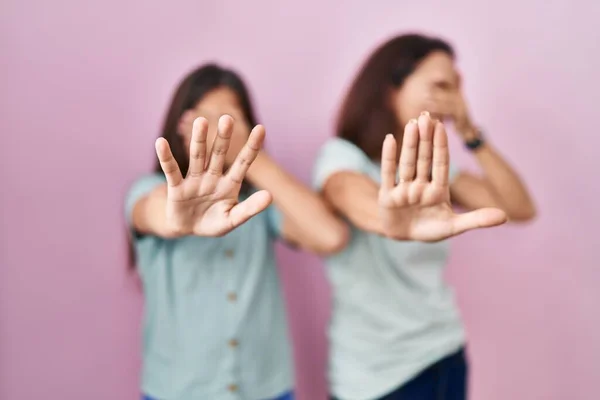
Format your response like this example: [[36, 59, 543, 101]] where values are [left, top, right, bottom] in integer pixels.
[[125, 174, 292, 400], [313, 138, 465, 400]]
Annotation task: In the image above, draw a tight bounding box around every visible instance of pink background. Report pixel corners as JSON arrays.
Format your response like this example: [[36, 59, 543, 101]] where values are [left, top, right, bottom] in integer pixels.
[[1, 1, 598, 399]]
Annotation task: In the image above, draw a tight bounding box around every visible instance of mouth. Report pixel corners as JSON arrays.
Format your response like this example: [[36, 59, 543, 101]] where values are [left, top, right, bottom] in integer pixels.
[[429, 112, 444, 120]]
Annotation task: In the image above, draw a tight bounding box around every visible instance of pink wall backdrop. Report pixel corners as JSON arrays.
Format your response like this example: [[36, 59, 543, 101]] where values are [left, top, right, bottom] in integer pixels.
[[1, 1, 599, 399]]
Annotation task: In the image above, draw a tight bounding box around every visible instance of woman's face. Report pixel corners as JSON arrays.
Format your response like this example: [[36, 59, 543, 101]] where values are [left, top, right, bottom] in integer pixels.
[[180, 86, 250, 161], [391, 51, 460, 127]]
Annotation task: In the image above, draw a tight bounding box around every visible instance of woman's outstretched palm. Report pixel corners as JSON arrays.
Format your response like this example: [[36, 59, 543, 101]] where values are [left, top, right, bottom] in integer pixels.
[[378, 113, 507, 242], [156, 115, 271, 237]]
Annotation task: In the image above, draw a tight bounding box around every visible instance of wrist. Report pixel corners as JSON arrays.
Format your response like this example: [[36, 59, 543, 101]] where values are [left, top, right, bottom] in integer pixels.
[[246, 151, 272, 185], [460, 125, 480, 141], [378, 206, 410, 240], [161, 222, 189, 239], [464, 129, 487, 152]]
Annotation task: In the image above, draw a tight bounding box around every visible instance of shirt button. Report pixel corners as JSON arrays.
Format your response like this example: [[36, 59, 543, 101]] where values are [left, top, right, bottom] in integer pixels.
[[228, 383, 238, 392], [224, 249, 234, 258], [227, 292, 237, 302], [229, 339, 239, 348]]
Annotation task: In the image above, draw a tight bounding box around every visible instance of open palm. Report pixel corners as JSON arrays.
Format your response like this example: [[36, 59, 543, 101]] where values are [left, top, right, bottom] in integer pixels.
[[378, 113, 506, 242], [155, 115, 272, 237]]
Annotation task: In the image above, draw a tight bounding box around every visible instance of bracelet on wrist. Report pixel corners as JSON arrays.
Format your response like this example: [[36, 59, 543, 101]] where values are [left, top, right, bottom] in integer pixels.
[[464, 129, 485, 151]]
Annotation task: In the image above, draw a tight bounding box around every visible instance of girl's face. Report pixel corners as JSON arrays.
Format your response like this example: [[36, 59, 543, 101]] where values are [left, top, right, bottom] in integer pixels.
[[180, 87, 250, 163], [391, 51, 460, 128]]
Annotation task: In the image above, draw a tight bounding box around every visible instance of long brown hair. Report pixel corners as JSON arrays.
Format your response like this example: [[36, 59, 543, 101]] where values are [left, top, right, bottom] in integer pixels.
[[336, 33, 454, 160]]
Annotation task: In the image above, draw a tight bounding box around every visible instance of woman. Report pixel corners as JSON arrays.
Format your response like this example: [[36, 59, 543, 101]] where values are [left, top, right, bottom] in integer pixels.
[[126, 64, 348, 400], [313, 34, 536, 400]]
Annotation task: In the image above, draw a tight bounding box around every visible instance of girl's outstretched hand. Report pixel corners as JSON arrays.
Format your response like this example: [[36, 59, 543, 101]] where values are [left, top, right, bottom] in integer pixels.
[[156, 115, 272, 237]]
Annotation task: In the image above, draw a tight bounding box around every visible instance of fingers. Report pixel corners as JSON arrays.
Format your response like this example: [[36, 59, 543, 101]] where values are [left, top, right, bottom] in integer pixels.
[[398, 119, 419, 183], [226, 124, 266, 185], [416, 112, 435, 182], [155, 138, 183, 187], [431, 120, 450, 186], [227, 190, 273, 228], [451, 207, 507, 236], [187, 117, 209, 177], [207, 115, 234, 176], [380, 134, 398, 191]]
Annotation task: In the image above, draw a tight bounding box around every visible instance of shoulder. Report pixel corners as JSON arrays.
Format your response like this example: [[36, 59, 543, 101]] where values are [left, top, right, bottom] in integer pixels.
[[126, 173, 166, 202], [124, 173, 165, 221], [316, 137, 370, 161], [312, 138, 373, 189], [128, 173, 166, 194]]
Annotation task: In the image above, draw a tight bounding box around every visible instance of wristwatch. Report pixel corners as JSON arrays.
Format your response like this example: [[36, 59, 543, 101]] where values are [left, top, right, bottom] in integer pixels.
[[465, 130, 485, 151]]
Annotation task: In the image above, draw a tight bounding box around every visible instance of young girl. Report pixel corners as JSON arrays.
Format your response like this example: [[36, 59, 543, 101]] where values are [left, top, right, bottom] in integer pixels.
[[313, 34, 535, 400], [126, 64, 348, 400]]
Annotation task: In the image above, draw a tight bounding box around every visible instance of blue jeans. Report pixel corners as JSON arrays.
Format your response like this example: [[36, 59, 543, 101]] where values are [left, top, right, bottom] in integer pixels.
[[332, 348, 468, 400], [142, 390, 294, 400]]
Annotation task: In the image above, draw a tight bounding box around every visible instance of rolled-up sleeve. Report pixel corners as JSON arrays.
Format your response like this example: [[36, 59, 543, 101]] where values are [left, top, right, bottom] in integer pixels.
[[312, 138, 370, 191]]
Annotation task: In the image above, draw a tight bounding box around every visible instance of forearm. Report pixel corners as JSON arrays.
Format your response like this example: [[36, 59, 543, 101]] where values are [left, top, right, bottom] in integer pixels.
[[346, 206, 384, 236], [322, 171, 387, 236], [131, 185, 183, 239], [246, 152, 349, 254], [470, 142, 536, 220]]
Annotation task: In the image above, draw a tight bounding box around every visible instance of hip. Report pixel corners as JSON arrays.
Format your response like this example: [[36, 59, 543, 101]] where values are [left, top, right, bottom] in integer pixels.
[[143, 390, 294, 400], [332, 348, 468, 400]]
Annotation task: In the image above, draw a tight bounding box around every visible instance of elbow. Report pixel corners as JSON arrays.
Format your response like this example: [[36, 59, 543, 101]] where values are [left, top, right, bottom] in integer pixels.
[[313, 224, 350, 255]]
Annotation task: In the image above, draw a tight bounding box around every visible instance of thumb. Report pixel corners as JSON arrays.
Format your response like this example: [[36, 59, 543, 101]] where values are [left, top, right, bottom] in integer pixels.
[[451, 207, 507, 236], [227, 190, 273, 228]]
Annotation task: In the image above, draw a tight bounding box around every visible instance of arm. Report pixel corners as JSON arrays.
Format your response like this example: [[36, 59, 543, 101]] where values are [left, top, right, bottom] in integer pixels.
[[450, 131, 536, 222], [246, 151, 349, 255], [436, 86, 536, 222], [131, 184, 181, 238], [313, 137, 386, 237], [322, 116, 506, 242], [321, 171, 385, 235]]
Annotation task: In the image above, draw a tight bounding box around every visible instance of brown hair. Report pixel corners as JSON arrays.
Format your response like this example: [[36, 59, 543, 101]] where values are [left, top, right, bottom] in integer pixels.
[[336, 33, 454, 160]]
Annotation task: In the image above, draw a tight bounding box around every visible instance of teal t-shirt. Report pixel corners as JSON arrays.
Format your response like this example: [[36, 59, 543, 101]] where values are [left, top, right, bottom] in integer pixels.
[[125, 174, 292, 400], [313, 138, 465, 400]]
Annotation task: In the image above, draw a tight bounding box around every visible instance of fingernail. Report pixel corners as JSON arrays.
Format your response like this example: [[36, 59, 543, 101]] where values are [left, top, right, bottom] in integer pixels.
[[385, 133, 393, 139], [409, 118, 418, 124], [421, 111, 430, 116]]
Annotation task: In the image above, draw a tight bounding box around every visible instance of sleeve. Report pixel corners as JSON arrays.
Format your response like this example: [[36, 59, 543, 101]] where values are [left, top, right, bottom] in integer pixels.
[[124, 174, 166, 228], [312, 138, 371, 191], [266, 205, 283, 239], [448, 162, 461, 185]]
